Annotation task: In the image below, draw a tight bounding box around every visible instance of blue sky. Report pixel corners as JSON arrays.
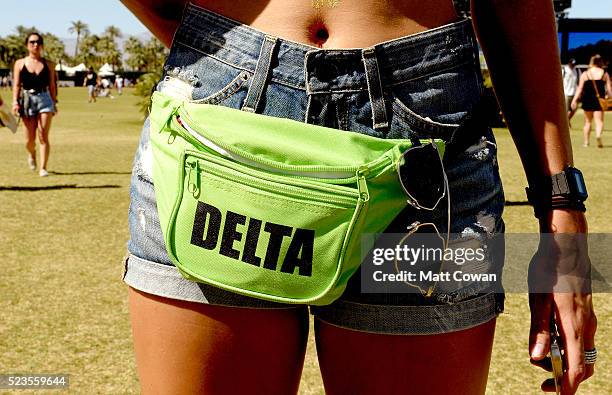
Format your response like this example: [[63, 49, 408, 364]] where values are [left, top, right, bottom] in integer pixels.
[[0, 0, 147, 37], [0, 0, 611, 38], [567, 33, 612, 49]]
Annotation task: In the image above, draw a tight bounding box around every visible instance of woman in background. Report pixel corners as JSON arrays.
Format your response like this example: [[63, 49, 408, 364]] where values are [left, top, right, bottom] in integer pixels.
[[12, 32, 57, 177], [84, 67, 98, 103], [572, 54, 612, 148]]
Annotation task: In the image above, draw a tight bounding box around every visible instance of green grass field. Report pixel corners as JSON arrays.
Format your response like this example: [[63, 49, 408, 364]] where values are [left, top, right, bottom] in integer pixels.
[[0, 87, 610, 394]]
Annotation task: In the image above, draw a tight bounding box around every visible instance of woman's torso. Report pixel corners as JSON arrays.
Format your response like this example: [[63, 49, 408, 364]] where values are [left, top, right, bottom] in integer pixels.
[[19, 58, 50, 91], [584, 67, 606, 98], [191, 0, 459, 48], [86, 73, 97, 86]]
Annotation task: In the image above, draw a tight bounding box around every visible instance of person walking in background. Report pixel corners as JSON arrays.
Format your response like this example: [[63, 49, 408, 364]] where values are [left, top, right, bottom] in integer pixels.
[[571, 54, 612, 148], [115, 75, 124, 95], [11, 32, 57, 177], [84, 67, 97, 103], [562, 58, 579, 126]]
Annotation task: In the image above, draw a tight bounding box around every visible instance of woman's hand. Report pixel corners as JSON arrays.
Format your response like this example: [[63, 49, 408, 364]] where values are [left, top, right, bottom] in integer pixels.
[[528, 210, 597, 394], [12, 103, 20, 117], [570, 100, 578, 112]]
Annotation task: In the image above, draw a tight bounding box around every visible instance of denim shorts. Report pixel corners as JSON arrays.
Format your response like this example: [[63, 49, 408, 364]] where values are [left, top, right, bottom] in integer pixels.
[[24, 90, 55, 117], [124, 3, 505, 335]]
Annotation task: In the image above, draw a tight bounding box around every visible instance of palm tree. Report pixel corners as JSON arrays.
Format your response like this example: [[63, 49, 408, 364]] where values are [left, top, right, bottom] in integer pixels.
[[98, 26, 122, 71], [69, 20, 89, 58], [104, 26, 123, 42]]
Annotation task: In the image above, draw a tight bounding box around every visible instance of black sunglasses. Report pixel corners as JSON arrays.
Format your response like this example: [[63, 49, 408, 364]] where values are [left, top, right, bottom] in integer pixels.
[[393, 140, 452, 296], [28, 40, 42, 45], [397, 141, 447, 211]]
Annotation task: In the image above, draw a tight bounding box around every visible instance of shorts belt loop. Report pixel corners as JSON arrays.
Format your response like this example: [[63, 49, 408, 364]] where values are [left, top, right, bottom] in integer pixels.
[[361, 46, 389, 131], [242, 35, 279, 113]]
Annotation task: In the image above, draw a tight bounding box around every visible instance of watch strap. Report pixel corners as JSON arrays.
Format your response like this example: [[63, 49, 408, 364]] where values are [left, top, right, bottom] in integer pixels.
[[551, 172, 570, 195], [526, 167, 587, 218]]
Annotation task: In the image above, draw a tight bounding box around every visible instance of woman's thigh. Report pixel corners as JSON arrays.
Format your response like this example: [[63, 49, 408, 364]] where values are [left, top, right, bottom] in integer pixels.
[[38, 113, 53, 135], [22, 117, 37, 140], [128, 287, 309, 395], [315, 318, 496, 395]]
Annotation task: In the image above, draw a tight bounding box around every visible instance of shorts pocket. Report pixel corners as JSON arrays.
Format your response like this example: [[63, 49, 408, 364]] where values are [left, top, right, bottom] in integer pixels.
[[388, 63, 483, 138], [162, 41, 250, 105]]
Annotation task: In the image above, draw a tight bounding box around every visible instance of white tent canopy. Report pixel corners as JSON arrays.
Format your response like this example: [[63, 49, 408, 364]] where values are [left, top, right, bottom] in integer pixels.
[[98, 63, 115, 77], [55, 63, 88, 76]]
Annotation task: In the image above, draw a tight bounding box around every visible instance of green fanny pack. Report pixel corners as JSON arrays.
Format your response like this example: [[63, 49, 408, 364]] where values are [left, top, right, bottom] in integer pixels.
[[149, 91, 444, 305]]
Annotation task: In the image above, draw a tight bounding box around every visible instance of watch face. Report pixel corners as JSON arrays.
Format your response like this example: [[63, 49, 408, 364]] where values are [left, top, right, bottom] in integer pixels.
[[569, 168, 588, 199]]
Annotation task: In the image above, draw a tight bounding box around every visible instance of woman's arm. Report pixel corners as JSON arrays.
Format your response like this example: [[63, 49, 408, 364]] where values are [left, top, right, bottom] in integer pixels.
[[120, 0, 188, 47], [47, 60, 57, 103], [571, 72, 586, 110], [471, 0, 595, 394], [12, 59, 22, 115], [606, 72, 612, 97], [472, 0, 572, 179]]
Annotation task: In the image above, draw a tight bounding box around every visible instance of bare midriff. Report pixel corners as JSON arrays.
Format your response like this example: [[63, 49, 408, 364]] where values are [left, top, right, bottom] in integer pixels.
[[191, 0, 459, 48]]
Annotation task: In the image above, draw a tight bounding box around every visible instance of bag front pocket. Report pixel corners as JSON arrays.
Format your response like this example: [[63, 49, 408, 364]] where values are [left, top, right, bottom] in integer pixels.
[[165, 149, 367, 304]]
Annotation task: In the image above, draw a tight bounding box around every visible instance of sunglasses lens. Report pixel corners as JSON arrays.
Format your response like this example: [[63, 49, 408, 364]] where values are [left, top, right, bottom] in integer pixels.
[[399, 144, 445, 209]]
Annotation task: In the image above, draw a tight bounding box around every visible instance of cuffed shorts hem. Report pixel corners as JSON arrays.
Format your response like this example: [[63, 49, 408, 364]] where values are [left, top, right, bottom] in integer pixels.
[[312, 292, 504, 335], [123, 253, 505, 335], [123, 253, 297, 309]]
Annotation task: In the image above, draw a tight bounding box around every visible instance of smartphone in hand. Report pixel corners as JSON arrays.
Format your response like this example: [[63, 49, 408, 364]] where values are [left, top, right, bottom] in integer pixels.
[[550, 316, 564, 395]]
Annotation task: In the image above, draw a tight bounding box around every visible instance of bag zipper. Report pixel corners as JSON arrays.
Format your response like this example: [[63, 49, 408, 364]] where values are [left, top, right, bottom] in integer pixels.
[[185, 154, 360, 206], [172, 108, 392, 181]]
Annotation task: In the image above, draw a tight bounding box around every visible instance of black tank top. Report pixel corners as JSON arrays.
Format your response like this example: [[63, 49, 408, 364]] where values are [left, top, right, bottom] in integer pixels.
[[20, 59, 50, 92]]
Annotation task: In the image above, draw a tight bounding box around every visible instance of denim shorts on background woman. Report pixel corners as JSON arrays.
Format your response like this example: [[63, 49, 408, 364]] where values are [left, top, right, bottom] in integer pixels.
[[24, 90, 55, 117], [124, 3, 505, 335]]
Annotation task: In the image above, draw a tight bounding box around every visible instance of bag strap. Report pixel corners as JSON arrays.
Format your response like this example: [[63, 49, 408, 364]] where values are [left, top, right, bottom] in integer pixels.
[[589, 70, 604, 99]]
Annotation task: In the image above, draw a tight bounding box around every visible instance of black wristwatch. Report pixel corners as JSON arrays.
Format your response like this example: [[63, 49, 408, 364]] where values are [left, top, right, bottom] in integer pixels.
[[525, 166, 588, 218]]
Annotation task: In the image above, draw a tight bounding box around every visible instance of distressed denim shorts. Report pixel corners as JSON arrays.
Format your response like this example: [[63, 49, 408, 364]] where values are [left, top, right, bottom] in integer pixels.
[[24, 90, 55, 117], [124, 3, 505, 335]]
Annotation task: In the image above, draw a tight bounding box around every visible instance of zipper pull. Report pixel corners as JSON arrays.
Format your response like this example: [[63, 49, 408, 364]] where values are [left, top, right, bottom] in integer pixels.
[[357, 170, 370, 202], [186, 160, 199, 197], [167, 131, 176, 144]]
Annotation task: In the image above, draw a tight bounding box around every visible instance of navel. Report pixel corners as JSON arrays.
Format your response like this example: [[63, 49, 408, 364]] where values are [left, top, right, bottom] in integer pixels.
[[308, 19, 330, 48]]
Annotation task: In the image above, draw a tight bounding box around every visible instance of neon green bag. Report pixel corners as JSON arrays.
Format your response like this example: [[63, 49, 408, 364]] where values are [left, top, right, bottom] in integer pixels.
[[149, 91, 444, 305]]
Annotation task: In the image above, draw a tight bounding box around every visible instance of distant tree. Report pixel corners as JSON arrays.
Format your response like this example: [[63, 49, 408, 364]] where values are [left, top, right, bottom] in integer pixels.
[[131, 36, 169, 116], [124, 36, 147, 71], [14, 25, 37, 37], [135, 72, 161, 117], [68, 20, 89, 58], [0, 35, 26, 68], [41, 33, 67, 64], [567, 40, 612, 66], [77, 34, 102, 69], [99, 26, 123, 71], [143, 37, 168, 71], [125, 36, 168, 72], [104, 26, 123, 42], [0, 27, 66, 67]]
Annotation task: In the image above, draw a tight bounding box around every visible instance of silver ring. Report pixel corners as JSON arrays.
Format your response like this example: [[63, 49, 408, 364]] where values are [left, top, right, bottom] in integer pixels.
[[585, 348, 597, 364]]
